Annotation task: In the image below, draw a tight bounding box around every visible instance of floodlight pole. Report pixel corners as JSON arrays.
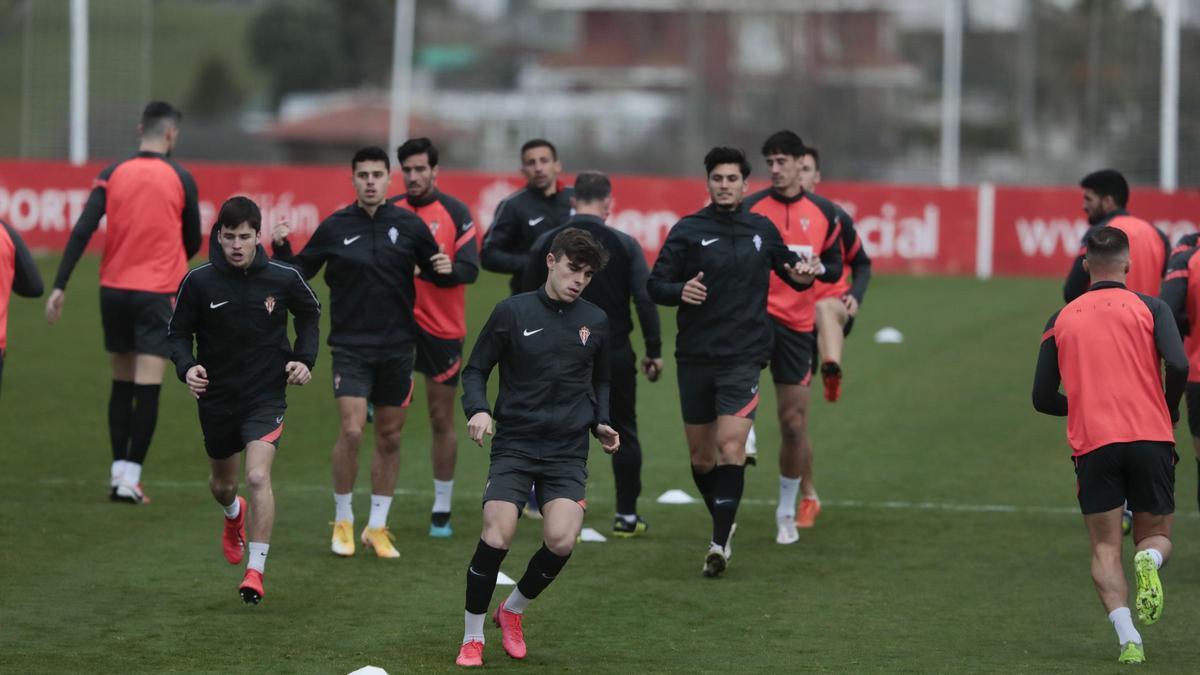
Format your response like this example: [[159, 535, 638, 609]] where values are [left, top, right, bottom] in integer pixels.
[[69, 0, 88, 165], [388, 0, 416, 159], [939, 0, 963, 188], [1160, 0, 1179, 192]]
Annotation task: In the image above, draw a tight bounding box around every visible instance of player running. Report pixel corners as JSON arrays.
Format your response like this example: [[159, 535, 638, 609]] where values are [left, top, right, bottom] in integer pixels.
[[389, 137, 480, 538], [1034, 227, 1185, 664], [1159, 237, 1200, 513], [0, 218, 45, 394], [742, 131, 843, 543], [455, 228, 618, 667], [272, 146, 454, 558], [46, 101, 201, 504], [648, 146, 819, 577], [168, 197, 321, 603]]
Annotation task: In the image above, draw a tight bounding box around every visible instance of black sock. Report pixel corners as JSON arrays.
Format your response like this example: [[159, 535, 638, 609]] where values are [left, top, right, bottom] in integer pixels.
[[515, 544, 571, 601], [128, 384, 161, 464], [108, 381, 135, 462], [465, 539, 508, 615], [691, 465, 717, 516], [431, 511, 451, 527], [711, 464, 745, 547], [612, 444, 642, 515]]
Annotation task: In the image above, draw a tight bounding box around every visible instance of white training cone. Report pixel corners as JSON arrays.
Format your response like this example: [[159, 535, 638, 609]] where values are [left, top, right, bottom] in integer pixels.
[[874, 327, 904, 344], [657, 489, 698, 505], [496, 571, 516, 586], [348, 668, 388, 675], [579, 527, 607, 543]]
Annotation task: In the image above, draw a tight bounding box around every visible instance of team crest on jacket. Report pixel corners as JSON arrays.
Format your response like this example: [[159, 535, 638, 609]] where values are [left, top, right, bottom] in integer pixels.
[[264, 295, 276, 315], [388, 226, 399, 244], [579, 325, 591, 346], [753, 234, 762, 252], [429, 221, 440, 235], [801, 217, 810, 230]]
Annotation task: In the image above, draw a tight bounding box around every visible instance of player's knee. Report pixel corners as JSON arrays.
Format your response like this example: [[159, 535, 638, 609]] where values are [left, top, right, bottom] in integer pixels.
[[545, 533, 576, 556], [246, 467, 271, 491], [429, 409, 455, 435], [338, 427, 364, 449], [209, 474, 236, 497]]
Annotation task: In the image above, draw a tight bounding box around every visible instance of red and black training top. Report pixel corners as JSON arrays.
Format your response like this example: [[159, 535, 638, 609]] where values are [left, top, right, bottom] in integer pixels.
[[1158, 242, 1200, 383], [53, 151, 202, 294], [0, 219, 45, 351], [1033, 280, 1187, 456], [1062, 210, 1169, 303]]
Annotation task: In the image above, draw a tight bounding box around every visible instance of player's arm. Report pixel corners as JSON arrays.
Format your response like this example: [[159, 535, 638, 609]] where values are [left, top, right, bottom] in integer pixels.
[[765, 226, 811, 292], [177, 166, 202, 259], [815, 214, 844, 283], [479, 198, 529, 274], [2, 220, 44, 298], [839, 211, 872, 304], [1062, 229, 1095, 303], [286, 267, 322, 369], [625, 234, 662, 360], [461, 301, 510, 420], [519, 229, 555, 294], [52, 165, 114, 291], [1031, 312, 1068, 416], [413, 220, 458, 288], [1157, 227, 1171, 278], [445, 200, 480, 285], [166, 271, 203, 382], [1160, 248, 1193, 336], [647, 223, 690, 306], [591, 318, 613, 430], [1150, 298, 1188, 422], [272, 220, 328, 280]]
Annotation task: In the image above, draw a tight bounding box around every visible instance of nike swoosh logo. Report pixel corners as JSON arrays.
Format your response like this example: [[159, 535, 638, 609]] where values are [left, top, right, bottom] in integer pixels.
[[468, 567, 486, 577], [343, 235, 361, 245], [523, 328, 544, 336], [275, 416, 284, 424], [701, 238, 719, 246], [528, 217, 545, 226], [209, 301, 229, 309], [714, 498, 734, 506]]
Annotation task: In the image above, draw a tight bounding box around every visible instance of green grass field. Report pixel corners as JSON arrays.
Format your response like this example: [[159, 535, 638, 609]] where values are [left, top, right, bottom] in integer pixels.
[[3, 256, 1199, 673]]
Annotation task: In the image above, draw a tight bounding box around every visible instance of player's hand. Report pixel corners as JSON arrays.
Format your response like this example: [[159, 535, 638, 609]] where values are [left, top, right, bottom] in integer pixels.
[[284, 361, 311, 386], [272, 217, 290, 247], [784, 261, 816, 285], [842, 294, 860, 317], [1171, 407, 1181, 426], [681, 271, 707, 305], [595, 424, 620, 454], [430, 244, 453, 275], [467, 412, 494, 446], [45, 288, 65, 324], [640, 357, 663, 382], [186, 365, 209, 398]]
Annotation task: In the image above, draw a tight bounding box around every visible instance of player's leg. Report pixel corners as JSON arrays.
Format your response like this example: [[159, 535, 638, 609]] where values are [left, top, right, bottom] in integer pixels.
[[815, 297, 849, 402], [238, 439, 277, 604], [427, 376, 459, 537], [328, 348, 372, 555], [100, 288, 137, 500], [115, 292, 172, 502], [362, 401, 407, 558], [200, 406, 247, 569], [1127, 441, 1177, 627], [775, 382, 809, 543], [1186, 384, 1200, 512], [609, 347, 645, 537]]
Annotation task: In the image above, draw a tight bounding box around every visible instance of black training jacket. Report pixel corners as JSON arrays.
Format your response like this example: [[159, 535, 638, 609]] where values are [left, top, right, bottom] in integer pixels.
[[168, 238, 321, 411], [519, 214, 662, 359], [648, 203, 809, 365], [462, 288, 610, 461], [273, 202, 452, 350], [480, 183, 574, 294]]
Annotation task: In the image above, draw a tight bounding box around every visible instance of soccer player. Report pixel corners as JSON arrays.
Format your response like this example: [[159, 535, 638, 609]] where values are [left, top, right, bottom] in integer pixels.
[[168, 197, 320, 604], [521, 171, 663, 537], [480, 139, 574, 295], [1159, 239, 1200, 513], [45, 101, 201, 504], [1063, 169, 1168, 303], [648, 147, 820, 577], [0, 218, 45, 394], [742, 131, 843, 543], [272, 146, 454, 558], [1033, 227, 1185, 664], [804, 145, 872, 403], [455, 228, 618, 667], [389, 137, 480, 538]]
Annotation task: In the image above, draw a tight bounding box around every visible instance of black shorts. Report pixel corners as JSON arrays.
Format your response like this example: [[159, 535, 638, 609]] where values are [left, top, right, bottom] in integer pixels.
[[199, 402, 286, 460], [769, 320, 815, 386], [331, 346, 415, 407], [482, 452, 588, 510], [100, 287, 173, 356], [413, 327, 464, 387], [677, 361, 762, 425], [1073, 441, 1177, 515], [844, 316, 856, 337], [1186, 383, 1200, 438]]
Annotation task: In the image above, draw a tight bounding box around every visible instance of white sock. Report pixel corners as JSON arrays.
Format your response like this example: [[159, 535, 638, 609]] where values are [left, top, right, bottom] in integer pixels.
[[110, 460, 125, 484], [746, 426, 758, 454], [1108, 607, 1141, 645], [247, 542, 269, 574], [463, 611, 486, 644], [125, 462, 142, 485], [777, 476, 801, 520], [1144, 548, 1165, 569], [504, 587, 532, 614], [223, 496, 241, 519], [368, 494, 393, 529], [433, 479, 454, 513], [334, 493, 354, 523], [616, 513, 637, 524]]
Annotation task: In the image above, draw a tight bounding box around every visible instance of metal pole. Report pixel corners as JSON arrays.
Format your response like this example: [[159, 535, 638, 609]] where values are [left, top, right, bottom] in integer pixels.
[[388, 0, 415, 157], [20, 0, 33, 157], [1160, 0, 1179, 192], [69, 0, 88, 165], [939, 0, 962, 187]]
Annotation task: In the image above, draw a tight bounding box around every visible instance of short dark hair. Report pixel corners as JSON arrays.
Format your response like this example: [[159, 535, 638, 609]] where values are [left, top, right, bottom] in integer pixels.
[[704, 146, 751, 179], [573, 171, 612, 203], [761, 130, 806, 159], [550, 227, 609, 271], [397, 137, 438, 168], [801, 145, 821, 170], [215, 196, 262, 233], [141, 101, 182, 137], [352, 146, 390, 172], [1081, 169, 1130, 208], [1085, 224, 1130, 264], [521, 138, 557, 160]]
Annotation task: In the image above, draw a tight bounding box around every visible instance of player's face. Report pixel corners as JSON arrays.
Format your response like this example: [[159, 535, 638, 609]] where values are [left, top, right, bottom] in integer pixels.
[[545, 253, 595, 302], [521, 146, 561, 193], [401, 153, 437, 199], [1082, 189, 1110, 225], [219, 222, 260, 269], [765, 153, 804, 193], [352, 160, 391, 208], [798, 154, 820, 193], [707, 163, 747, 210]]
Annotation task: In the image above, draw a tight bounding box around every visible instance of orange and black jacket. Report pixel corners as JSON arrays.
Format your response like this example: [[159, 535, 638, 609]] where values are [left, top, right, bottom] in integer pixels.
[[1062, 210, 1169, 303]]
